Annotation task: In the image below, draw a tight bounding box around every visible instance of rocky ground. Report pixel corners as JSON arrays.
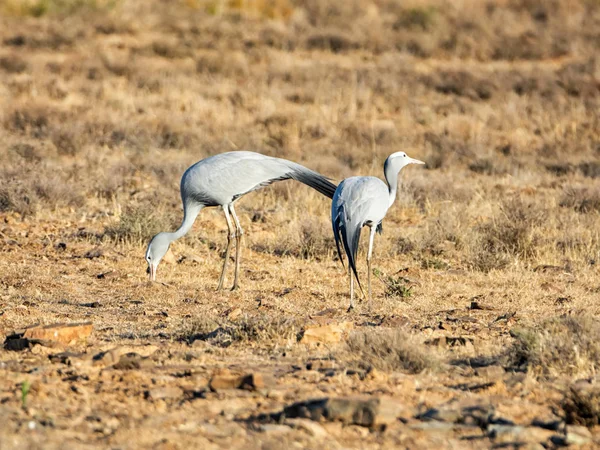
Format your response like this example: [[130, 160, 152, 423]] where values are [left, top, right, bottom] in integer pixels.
[[1, 0, 600, 448]]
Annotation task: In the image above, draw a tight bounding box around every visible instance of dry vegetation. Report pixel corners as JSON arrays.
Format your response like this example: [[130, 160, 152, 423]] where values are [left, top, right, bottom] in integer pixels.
[[1, 0, 600, 448]]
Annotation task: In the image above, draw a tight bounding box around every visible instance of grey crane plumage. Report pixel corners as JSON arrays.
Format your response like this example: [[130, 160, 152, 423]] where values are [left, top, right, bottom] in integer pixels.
[[145, 151, 337, 289], [331, 152, 425, 310]]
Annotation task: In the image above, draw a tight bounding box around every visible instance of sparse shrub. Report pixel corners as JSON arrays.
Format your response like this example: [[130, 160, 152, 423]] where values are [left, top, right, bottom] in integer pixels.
[[505, 315, 600, 379], [0, 55, 28, 74], [393, 6, 436, 31], [51, 128, 82, 156], [10, 143, 41, 162], [579, 162, 600, 179], [470, 197, 547, 271], [104, 205, 169, 244], [340, 329, 439, 374], [0, 180, 38, 217], [560, 187, 600, 214], [297, 218, 333, 260], [180, 314, 301, 347], [562, 381, 600, 427], [305, 32, 359, 53], [5, 105, 51, 139], [468, 158, 495, 175]]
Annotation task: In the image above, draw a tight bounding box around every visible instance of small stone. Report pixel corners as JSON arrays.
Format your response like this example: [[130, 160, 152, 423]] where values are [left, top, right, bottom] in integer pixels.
[[209, 372, 269, 391], [239, 373, 266, 391], [301, 322, 353, 345], [488, 424, 555, 444], [145, 387, 183, 401], [224, 307, 242, 321], [93, 345, 158, 367], [259, 424, 291, 434], [22, 322, 93, 345], [565, 425, 592, 445], [418, 407, 462, 423], [112, 352, 152, 370], [280, 396, 405, 429], [97, 271, 119, 279], [209, 374, 243, 391], [285, 418, 328, 437]]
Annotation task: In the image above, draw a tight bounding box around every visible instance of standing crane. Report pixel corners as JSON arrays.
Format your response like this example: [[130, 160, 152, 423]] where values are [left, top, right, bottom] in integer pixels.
[[145, 151, 337, 290], [331, 152, 425, 310]]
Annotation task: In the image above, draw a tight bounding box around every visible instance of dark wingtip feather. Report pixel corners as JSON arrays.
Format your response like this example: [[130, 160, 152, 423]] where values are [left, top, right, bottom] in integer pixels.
[[340, 221, 363, 290]]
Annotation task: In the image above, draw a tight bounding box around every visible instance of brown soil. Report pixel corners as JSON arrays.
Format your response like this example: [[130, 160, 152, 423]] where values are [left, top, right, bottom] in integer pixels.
[[1, 0, 600, 448]]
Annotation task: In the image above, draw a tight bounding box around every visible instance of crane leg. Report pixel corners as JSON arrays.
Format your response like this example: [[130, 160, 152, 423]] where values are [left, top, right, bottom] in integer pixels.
[[216, 205, 235, 291], [229, 203, 244, 291], [348, 262, 354, 312], [366, 225, 377, 307]]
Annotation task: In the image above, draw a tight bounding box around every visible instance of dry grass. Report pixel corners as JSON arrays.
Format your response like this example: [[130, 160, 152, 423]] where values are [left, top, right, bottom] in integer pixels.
[[505, 315, 600, 379], [339, 328, 439, 374], [1, 0, 600, 447]]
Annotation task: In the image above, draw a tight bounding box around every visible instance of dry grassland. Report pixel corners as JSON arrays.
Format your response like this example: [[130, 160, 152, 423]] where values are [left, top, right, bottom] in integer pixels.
[[0, 0, 600, 448]]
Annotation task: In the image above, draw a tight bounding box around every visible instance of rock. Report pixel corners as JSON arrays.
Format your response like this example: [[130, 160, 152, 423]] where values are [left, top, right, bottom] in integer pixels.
[[278, 396, 404, 429], [564, 425, 593, 445], [417, 403, 496, 427], [145, 387, 183, 401], [93, 345, 159, 367], [239, 373, 266, 391], [301, 322, 353, 345], [418, 407, 462, 423], [259, 424, 292, 434], [22, 322, 93, 345], [488, 424, 555, 445], [209, 372, 269, 391], [475, 365, 505, 379], [531, 416, 565, 432], [223, 307, 242, 321], [285, 418, 328, 437], [97, 271, 119, 280], [306, 359, 337, 371], [112, 352, 152, 370]]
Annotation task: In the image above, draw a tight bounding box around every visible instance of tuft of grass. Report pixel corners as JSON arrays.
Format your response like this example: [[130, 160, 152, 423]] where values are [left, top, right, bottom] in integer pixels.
[[340, 329, 439, 374], [374, 270, 413, 299], [505, 315, 600, 379], [21, 380, 31, 408]]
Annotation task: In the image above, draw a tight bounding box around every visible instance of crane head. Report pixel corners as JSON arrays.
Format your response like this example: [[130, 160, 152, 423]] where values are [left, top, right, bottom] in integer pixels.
[[383, 152, 425, 176], [145, 232, 171, 281]]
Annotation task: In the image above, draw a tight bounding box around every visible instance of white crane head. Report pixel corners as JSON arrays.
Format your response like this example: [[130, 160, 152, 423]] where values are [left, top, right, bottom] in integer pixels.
[[384, 151, 425, 174], [145, 232, 171, 281]]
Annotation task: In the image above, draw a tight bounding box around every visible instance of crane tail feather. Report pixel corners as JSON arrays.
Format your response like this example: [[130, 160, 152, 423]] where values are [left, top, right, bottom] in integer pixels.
[[287, 164, 338, 199]]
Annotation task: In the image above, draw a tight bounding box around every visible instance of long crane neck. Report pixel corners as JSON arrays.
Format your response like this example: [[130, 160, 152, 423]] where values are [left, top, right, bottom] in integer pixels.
[[384, 164, 400, 208], [168, 202, 203, 243]]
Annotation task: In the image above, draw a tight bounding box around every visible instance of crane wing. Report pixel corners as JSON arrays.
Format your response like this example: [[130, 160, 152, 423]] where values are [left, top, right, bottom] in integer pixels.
[[331, 177, 388, 288]]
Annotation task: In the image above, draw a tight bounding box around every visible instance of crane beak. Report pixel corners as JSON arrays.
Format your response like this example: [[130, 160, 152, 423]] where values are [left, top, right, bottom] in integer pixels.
[[147, 264, 157, 282], [409, 157, 426, 165]]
